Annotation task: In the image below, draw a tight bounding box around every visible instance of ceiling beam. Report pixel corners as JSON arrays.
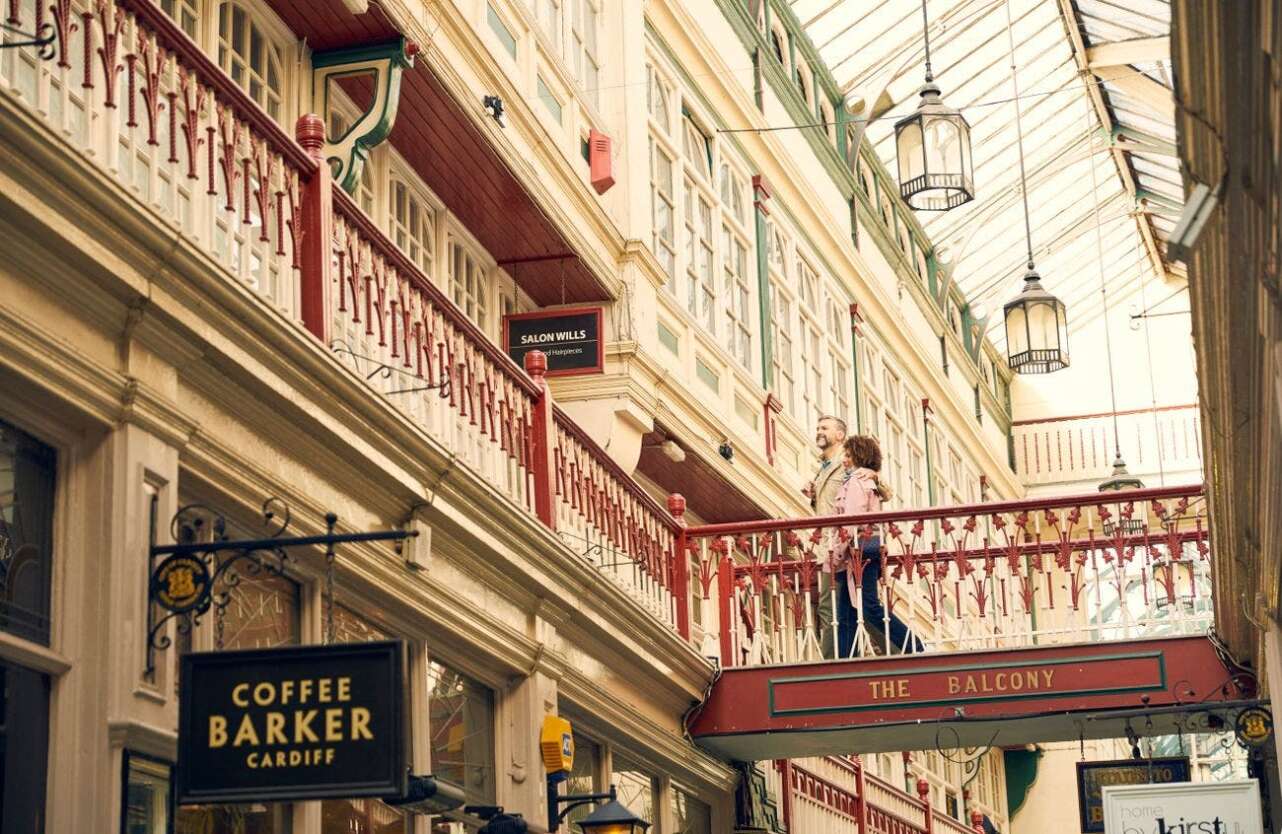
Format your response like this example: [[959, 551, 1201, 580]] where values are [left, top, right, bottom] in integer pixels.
[[1086, 35, 1170, 68], [1053, 0, 1173, 284], [1091, 64, 1176, 116]]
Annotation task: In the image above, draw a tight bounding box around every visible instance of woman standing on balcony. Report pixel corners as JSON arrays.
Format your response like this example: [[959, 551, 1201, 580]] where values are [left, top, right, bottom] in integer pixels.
[[831, 435, 925, 658]]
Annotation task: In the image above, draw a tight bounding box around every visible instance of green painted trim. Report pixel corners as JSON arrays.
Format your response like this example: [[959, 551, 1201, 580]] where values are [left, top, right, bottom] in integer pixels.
[[756, 204, 773, 390], [924, 414, 936, 505], [313, 38, 416, 194], [850, 318, 863, 433], [766, 650, 1169, 717], [1003, 748, 1042, 818]]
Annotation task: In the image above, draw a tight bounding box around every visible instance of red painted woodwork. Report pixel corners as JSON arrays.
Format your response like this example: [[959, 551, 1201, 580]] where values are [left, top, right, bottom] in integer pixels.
[[687, 635, 1249, 759], [669, 494, 691, 640], [588, 128, 614, 194], [526, 351, 558, 530], [297, 115, 332, 340]]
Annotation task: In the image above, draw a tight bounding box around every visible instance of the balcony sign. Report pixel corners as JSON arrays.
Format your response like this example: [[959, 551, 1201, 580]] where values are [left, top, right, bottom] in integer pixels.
[[1076, 757, 1190, 833], [1102, 780, 1263, 834], [177, 641, 406, 804], [504, 307, 603, 376]]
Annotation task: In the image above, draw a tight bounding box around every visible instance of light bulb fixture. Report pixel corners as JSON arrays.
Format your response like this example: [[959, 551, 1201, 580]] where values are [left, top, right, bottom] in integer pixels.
[[894, 0, 974, 211], [999, 0, 1068, 374]]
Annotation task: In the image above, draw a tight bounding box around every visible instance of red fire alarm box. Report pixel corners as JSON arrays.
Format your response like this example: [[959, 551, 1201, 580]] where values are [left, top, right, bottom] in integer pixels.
[[588, 128, 614, 194]]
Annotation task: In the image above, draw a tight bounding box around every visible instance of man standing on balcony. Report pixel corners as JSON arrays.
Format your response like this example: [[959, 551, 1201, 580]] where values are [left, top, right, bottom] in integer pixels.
[[806, 415, 847, 658]]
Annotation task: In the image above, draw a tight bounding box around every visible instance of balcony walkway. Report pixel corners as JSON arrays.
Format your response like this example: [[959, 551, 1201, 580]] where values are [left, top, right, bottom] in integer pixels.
[[676, 484, 1258, 758]]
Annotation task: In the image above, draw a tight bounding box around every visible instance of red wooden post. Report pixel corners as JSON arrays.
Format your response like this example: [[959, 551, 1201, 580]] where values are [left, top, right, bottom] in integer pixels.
[[971, 810, 985, 833], [918, 779, 933, 834], [717, 552, 734, 667], [852, 757, 870, 834], [667, 493, 691, 641], [524, 350, 557, 531], [776, 760, 794, 831], [295, 114, 332, 343]]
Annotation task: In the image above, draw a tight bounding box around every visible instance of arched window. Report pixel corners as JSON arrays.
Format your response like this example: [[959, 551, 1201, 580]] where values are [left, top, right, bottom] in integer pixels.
[[770, 28, 786, 65], [218, 1, 285, 121], [647, 65, 671, 132], [795, 61, 810, 105], [389, 179, 435, 278]]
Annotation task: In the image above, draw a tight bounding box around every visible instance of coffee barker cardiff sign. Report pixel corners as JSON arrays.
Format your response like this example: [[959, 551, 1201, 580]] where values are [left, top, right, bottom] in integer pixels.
[[177, 641, 406, 803]]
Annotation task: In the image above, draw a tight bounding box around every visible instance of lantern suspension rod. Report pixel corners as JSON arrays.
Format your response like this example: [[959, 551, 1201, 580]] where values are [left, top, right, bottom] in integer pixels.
[[920, 0, 934, 80], [1004, 0, 1035, 270], [1087, 108, 1123, 462]]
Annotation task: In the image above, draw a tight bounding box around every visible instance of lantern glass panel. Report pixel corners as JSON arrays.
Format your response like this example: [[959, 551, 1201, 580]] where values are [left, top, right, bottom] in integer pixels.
[[924, 116, 961, 179], [1005, 304, 1028, 356], [1029, 300, 1058, 353], [897, 120, 925, 184]]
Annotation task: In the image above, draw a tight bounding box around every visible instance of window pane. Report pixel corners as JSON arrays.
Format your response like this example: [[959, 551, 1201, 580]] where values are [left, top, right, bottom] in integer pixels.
[[559, 737, 600, 828], [612, 757, 656, 826], [0, 660, 50, 832], [671, 787, 711, 834], [124, 754, 172, 834], [0, 417, 56, 645], [428, 661, 495, 805]]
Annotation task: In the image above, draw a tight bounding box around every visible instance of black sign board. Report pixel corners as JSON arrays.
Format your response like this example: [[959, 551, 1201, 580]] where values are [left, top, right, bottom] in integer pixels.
[[503, 307, 603, 376], [1076, 757, 1190, 832], [177, 641, 406, 804]]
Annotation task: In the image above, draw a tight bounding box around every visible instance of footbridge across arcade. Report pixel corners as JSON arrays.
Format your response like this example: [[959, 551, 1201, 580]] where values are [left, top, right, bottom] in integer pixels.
[[677, 485, 1260, 758]]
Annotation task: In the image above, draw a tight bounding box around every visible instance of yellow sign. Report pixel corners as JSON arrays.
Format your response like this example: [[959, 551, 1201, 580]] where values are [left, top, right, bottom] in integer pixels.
[[541, 715, 574, 775]]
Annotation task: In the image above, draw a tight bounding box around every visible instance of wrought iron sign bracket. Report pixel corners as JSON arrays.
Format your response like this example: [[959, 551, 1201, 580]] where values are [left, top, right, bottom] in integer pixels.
[[331, 339, 452, 397], [0, 20, 55, 58], [145, 497, 416, 675]]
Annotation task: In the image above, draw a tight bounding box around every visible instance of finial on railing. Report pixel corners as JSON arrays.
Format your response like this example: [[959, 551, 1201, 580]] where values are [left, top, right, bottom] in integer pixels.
[[917, 778, 930, 801], [524, 349, 548, 380], [296, 113, 326, 159], [667, 493, 687, 525]]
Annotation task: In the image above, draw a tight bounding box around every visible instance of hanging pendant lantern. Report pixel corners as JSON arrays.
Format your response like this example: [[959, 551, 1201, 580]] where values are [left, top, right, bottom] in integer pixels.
[[895, 0, 973, 211], [1098, 453, 1144, 492], [895, 81, 974, 211], [1003, 267, 1069, 373]]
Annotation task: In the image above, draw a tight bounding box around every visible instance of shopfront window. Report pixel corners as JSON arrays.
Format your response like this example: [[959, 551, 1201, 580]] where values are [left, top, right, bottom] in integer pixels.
[[0, 658, 50, 832], [428, 660, 495, 808], [0, 417, 56, 647], [559, 736, 600, 829], [671, 786, 711, 834], [123, 753, 172, 834], [611, 757, 656, 827]]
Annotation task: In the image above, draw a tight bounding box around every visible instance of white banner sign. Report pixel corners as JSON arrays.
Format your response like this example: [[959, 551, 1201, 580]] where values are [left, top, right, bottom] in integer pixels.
[[1103, 780, 1263, 834]]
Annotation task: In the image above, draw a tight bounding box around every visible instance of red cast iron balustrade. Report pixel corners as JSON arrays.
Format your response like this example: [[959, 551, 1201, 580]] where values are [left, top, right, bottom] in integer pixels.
[[680, 485, 1209, 666]]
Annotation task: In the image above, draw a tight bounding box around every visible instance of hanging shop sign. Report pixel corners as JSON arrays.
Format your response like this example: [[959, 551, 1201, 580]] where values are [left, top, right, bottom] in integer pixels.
[[1075, 758, 1190, 833], [503, 307, 603, 376], [1235, 706, 1273, 748], [1102, 779, 1263, 834], [176, 640, 407, 804]]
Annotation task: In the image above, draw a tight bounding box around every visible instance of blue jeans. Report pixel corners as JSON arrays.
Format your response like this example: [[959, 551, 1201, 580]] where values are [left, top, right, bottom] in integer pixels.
[[835, 538, 923, 657]]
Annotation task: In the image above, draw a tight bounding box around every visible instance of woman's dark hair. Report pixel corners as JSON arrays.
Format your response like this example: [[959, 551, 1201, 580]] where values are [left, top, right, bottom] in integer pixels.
[[843, 435, 882, 471]]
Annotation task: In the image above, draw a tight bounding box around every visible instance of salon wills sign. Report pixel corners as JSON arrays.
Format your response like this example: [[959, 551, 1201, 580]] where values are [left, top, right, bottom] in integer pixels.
[[176, 641, 406, 803]]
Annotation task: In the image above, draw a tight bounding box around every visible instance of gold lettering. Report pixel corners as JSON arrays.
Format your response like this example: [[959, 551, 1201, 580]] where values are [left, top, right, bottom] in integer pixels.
[[1042, 669, 1054, 688], [994, 672, 1007, 691], [338, 677, 352, 702], [351, 707, 373, 740], [326, 748, 336, 764], [265, 712, 288, 745], [258, 751, 272, 768], [1009, 673, 1024, 691], [253, 682, 275, 706], [299, 679, 313, 702], [247, 752, 259, 768], [948, 676, 960, 694], [290, 750, 302, 766], [964, 677, 978, 693], [318, 678, 332, 702], [295, 710, 319, 743], [209, 715, 228, 748], [275, 751, 286, 767], [980, 674, 993, 693], [280, 680, 295, 704], [325, 708, 343, 741], [233, 714, 260, 747], [232, 684, 250, 707]]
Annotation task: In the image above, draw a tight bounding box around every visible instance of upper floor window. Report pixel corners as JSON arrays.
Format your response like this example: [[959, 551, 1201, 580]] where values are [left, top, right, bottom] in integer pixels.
[[161, 0, 200, 38], [449, 239, 488, 331], [0, 418, 55, 646], [390, 179, 436, 278], [569, 0, 600, 107], [719, 164, 746, 224], [682, 116, 712, 181], [647, 65, 672, 133], [820, 100, 835, 142], [795, 60, 810, 105], [770, 27, 786, 66], [217, 1, 285, 121]]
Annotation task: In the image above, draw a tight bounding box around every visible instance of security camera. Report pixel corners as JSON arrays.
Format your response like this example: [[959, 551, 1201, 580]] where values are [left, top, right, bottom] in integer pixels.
[[483, 95, 507, 129], [718, 441, 734, 461]]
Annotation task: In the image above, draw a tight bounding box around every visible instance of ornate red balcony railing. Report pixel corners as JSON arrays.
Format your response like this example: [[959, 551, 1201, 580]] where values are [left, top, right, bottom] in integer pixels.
[[680, 484, 1209, 667], [1, 0, 687, 632]]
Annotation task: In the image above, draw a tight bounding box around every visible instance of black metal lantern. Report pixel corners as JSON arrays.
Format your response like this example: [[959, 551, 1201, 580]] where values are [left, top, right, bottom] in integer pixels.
[[1098, 454, 1144, 492], [576, 798, 650, 834], [1003, 268, 1069, 373], [895, 81, 974, 211]]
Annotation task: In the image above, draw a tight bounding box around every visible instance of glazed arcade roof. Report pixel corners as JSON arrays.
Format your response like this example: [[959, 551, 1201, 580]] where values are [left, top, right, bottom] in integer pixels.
[[788, 0, 1181, 348]]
